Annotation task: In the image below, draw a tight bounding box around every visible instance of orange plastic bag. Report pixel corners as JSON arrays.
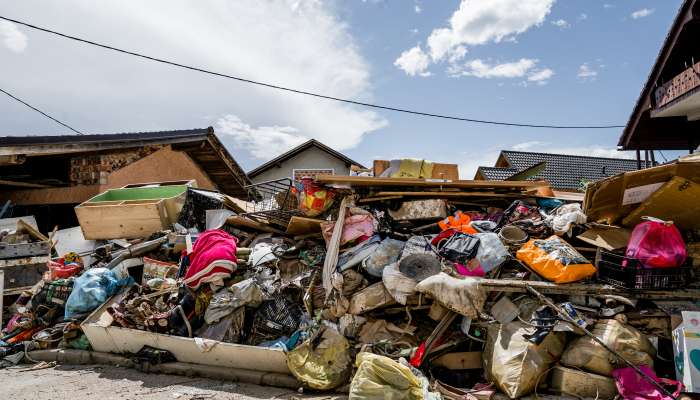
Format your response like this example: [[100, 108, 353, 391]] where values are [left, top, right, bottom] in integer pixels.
[[516, 235, 595, 283]]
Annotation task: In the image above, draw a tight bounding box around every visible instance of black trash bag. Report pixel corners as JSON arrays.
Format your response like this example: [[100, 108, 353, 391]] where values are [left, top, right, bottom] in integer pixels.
[[437, 233, 480, 265]]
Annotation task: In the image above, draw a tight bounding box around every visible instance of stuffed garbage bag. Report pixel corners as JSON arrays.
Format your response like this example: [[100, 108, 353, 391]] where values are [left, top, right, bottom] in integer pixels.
[[287, 326, 351, 390], [65, 268, 133, 319], [349, 352, 424, 400], [483, 321, 566, 399], [516, 235, 596, 283]]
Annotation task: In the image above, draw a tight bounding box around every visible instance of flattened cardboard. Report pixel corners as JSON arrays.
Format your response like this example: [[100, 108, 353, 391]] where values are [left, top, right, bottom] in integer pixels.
[[622, 176, 700, 229], [577, 225, 631, 251]]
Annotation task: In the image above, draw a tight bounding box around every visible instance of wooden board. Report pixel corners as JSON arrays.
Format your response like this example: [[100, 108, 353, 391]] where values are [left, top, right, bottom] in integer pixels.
[[225, 216, 285, 234], [76, 199, 169, 240], [315, 175, 548, 190], [0, 241, 50, 259], [285, 216, 323, 236], [0, 256, 48, 291], [477, 278, 700, 300], [432, 351, 483, 370]]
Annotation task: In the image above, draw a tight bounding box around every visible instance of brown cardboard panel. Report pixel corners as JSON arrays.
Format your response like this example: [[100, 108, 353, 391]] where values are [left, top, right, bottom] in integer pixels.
[[583, 157, 700, 225], [432, 351, 483, 370], [285, 216, 323, 236], [577, 225, 631, 251], [622, 176, 700, 229], [373, 160, 459, 180]]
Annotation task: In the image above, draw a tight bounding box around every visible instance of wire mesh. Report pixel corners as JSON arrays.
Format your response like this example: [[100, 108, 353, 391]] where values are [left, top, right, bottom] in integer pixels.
[[242, 178, 301, 228]]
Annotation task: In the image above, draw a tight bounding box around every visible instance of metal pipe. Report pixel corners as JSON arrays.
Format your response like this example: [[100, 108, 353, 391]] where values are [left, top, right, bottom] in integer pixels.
[[104, 235, 168, 270]]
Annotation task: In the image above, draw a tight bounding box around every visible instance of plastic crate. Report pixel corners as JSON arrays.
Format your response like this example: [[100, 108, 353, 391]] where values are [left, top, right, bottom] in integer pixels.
[[596, 250, 690, 290]]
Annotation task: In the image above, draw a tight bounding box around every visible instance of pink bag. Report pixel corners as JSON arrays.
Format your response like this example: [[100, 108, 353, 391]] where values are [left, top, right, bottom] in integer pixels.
[[626, 217, 686, 268], [612, 365, 682, 400]]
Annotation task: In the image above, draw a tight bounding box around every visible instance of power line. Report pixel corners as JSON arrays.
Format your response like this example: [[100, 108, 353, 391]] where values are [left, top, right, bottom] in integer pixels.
[[0, 87, 84, 135], [0, 15, 626, 130]]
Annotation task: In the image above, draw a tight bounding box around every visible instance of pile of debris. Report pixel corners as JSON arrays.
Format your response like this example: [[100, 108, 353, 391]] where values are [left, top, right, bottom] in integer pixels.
[[1, 155, 699, 399]]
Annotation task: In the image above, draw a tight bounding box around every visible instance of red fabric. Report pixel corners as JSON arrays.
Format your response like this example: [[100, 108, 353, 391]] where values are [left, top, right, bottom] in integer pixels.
[[184, 230, 238, 289]]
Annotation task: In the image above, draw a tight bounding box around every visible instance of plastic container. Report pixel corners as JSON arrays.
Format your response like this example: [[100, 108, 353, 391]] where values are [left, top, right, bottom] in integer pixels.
[[597, 250, 690, 290], [626, 217, 687, 268]]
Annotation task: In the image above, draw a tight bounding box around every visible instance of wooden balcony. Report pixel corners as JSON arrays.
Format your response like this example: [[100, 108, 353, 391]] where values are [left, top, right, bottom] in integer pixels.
[[652, 61, 700, 120]]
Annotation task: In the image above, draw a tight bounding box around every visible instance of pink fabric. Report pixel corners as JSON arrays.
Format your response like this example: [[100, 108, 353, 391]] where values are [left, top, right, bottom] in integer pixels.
[[322, 213, 375, 246], [612, 365, 683, 400], [454, 260, 485, 277], [184, 230, 237, 289]]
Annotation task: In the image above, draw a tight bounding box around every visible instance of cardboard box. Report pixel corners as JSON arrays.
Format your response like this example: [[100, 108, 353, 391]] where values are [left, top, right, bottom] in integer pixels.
[[672, 311, 700, 392], [583, 155, 700, 227]]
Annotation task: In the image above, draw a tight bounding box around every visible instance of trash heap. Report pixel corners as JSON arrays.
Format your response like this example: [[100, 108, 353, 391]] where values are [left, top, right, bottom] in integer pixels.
[[1, 157, 700, 399]]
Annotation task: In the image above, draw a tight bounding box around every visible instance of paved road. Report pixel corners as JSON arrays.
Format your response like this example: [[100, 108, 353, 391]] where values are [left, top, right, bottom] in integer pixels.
[[0, 364, 347, 400]]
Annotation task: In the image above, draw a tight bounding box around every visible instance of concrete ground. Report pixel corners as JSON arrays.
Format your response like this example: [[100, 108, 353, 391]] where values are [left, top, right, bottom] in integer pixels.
[[0, 364, 347, 400]]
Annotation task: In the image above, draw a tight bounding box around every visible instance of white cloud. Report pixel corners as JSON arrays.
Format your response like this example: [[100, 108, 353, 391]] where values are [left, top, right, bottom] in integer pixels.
[[449, 58, 554, 84], [631, 8, 654, 19], [0, 1, 387, 160], [396, 0, 555, 75], [578, 13, 588, 21], [216, 114, 307, 159], [551, 19, 569, 29], [451, 58, 536, 78], [603, 4, 614, 9], [0, 21, 28, 53], [577, 63, 598, 79], [527, 68, 554, 84], [414, 4, 422, 14], [394, 45, 431, 77]]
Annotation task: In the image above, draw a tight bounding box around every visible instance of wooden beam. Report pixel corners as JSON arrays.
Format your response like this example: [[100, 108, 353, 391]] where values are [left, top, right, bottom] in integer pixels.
[[315, 175, 549, 189], [0, 179, 52, 188], [478, 278, 700, 300]]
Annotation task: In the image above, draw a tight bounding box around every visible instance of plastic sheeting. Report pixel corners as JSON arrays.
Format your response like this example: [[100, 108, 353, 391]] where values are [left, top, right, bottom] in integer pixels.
[[484, 322, 566, 399]]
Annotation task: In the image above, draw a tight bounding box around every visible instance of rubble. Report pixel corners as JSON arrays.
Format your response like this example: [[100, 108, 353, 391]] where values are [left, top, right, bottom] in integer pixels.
[[2, 155, 700, 399]]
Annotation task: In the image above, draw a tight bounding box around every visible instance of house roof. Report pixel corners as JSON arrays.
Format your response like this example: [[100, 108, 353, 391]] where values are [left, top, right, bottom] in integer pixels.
[[247, 139, 365, 178], [618, 0, 700, 150], [0, 127, 251, 198], [476, 150, 650, 191]]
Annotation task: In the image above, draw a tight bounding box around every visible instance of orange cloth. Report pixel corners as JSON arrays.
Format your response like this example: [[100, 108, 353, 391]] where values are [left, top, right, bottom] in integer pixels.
[[438, 211, 477, 234]]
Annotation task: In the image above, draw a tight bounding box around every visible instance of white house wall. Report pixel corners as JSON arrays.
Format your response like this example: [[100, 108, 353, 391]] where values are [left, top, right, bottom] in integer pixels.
[[250, 146, 350, 183]]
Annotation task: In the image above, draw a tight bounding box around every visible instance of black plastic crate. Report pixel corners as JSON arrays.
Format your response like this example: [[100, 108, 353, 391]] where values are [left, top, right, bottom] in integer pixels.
[[596, 250, 690, 290]]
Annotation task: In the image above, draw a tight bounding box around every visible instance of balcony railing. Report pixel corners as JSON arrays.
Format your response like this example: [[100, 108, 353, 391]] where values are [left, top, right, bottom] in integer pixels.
[[654, 61, 700, 109]]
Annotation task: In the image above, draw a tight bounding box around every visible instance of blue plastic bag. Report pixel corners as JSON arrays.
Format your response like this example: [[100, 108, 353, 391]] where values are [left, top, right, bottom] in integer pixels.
[[65, 268, 134, 319]]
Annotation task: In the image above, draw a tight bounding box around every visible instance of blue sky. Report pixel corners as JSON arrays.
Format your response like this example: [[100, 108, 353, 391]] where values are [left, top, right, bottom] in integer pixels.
[[0, 1, 684, 176]]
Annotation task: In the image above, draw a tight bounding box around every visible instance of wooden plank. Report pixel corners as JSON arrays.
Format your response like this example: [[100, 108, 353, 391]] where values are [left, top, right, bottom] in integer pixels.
[[0, 179, 52, 188], [478, 278, 700, 300], [315, 175, 548, 189], [76, 200, 169, 240], [374, 191, 523, 198], [285, 216, 323, 236], [17, 219, 49, 242], [0, 241, 50, 258], [225, 216, 285, 234], [357, 195, 404, 203], [322, 196, 351, 295]]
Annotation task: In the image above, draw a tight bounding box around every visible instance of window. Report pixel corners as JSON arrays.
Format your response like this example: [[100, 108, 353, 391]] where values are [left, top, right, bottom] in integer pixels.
[[292, 168, 334, 181]]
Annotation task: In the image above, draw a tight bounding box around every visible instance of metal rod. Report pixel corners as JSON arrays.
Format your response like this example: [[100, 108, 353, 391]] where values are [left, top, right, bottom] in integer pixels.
[[526, 285, 678, 400]]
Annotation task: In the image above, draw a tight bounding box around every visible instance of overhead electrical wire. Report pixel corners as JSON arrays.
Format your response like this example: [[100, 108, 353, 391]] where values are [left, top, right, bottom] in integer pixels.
[[0, 15, 627, 130], [0, 87, 84, 135]]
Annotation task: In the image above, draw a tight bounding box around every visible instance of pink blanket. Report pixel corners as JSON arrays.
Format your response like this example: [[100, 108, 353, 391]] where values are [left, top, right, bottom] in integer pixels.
[[184, 230, 237, 289]]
